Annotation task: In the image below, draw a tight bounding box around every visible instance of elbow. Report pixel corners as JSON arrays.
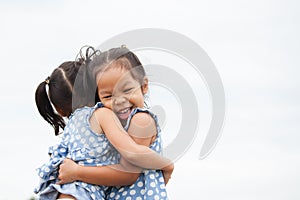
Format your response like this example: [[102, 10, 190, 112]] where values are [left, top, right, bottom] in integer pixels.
[[127, 173, 139, 185]]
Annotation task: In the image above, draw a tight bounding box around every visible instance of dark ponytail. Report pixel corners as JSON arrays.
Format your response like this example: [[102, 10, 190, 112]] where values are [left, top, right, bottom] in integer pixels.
[[35, 80, 65, 135], [35, 45, 98, 136]]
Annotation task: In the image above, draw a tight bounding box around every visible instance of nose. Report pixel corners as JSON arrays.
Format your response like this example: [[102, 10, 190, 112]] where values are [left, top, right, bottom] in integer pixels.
[[113, 96, 126, 105]]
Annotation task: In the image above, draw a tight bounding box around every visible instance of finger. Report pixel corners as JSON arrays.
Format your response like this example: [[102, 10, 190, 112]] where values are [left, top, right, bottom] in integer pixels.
[[62, 158, 69, 164]]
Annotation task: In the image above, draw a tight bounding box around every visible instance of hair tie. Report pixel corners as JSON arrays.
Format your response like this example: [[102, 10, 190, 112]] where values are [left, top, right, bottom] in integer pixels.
[[45, 76, 50, 84]]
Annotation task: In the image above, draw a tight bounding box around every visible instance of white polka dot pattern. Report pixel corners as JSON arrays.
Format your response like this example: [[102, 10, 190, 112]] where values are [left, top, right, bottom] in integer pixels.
[[34, 103, 120, 200]]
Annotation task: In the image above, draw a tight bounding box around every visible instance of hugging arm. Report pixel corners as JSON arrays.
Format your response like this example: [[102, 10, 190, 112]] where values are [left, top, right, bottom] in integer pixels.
[[58, 157, 140, 186], [97, 108, 172, 169], [58, 108, 173, 186]]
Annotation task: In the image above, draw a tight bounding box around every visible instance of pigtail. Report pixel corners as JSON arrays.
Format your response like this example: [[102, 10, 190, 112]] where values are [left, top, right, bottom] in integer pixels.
[[35, 80, 65, 136]]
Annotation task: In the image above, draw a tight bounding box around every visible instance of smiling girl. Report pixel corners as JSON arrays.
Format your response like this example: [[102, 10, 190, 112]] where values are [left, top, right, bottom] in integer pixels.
[[58, 46, 172, 199]]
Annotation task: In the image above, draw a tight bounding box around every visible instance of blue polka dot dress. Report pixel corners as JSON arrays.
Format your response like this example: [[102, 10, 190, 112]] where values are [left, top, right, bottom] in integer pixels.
[[34, 102, 120, 200], [107, 108, 168, 200]]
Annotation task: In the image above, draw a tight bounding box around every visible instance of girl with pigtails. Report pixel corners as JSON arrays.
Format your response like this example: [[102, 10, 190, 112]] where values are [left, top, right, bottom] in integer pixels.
[[34, 46, 173, 200]]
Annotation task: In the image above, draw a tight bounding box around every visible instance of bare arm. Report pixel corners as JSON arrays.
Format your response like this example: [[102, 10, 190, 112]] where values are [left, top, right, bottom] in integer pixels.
[[96, 108, 172, 170], [58, 158, 141, 186]]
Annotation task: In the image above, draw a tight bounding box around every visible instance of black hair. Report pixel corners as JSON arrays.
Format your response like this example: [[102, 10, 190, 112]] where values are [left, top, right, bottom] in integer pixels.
[[35, 61, 82, 135], [35, 46, 99, 136], [92, 46, 146, 85]]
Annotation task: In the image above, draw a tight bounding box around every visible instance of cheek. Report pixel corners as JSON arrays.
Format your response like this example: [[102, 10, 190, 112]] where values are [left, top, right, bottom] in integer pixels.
[[130, 92, 144, 106], [101, 100, 112, 109]]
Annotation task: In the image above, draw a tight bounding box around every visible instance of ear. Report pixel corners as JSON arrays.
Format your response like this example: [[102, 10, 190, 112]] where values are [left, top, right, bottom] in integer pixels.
[[141, 77, 148, 95]]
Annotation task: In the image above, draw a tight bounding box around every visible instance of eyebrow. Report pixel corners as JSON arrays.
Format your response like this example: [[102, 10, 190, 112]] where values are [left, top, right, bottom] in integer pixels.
[[99, 90, 111, 96], [99, 81, 135, 96], [122, 81, 132, 88]]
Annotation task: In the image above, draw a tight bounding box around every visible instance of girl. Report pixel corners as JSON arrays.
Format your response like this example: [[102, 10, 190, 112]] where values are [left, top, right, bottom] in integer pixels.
[[58, 46, 171, 199], [34, 47, 173, 200]]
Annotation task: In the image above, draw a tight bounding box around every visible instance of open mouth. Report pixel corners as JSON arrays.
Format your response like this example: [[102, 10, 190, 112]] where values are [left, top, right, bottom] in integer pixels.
[[116, 107, 132, 120]]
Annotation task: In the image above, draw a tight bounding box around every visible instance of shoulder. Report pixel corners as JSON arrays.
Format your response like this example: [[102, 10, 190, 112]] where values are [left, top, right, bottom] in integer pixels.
[[130, 111, 156, 127], [70, 105, 92, 118], [93, 106, 114, 116], [93, 107, 122, 131], [128, 111, 157, 139]]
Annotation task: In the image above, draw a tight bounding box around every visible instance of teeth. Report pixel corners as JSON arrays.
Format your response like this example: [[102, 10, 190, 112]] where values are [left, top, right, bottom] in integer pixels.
[[119, 108, 129, 114]]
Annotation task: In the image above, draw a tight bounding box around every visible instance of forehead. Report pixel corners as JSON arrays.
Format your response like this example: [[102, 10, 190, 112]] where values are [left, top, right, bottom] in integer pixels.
[[97, 67, 138, 92], [96, 58, 130, 79], [97, 66, 130, 82]]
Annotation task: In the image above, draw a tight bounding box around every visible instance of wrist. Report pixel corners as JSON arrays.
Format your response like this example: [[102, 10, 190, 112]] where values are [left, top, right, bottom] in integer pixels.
[[74, 164, 83, 181]]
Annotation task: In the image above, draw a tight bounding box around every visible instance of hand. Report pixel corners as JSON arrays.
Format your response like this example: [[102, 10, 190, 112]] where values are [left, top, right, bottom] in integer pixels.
[[162, 163, 174, 185], [57, 158, 79, 184]]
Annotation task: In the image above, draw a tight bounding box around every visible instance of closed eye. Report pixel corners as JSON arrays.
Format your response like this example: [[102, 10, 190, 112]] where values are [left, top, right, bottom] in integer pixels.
[[124, 88, 134, 93], [102, 95, 112, 99]]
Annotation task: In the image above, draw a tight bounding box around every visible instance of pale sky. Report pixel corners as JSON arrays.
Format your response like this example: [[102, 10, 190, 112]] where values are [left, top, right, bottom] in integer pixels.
[[0, 0, 299, 199]]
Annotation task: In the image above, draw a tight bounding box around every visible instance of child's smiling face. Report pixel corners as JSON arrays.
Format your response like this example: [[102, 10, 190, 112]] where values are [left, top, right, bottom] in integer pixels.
[[97, 65, 148, 124]]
